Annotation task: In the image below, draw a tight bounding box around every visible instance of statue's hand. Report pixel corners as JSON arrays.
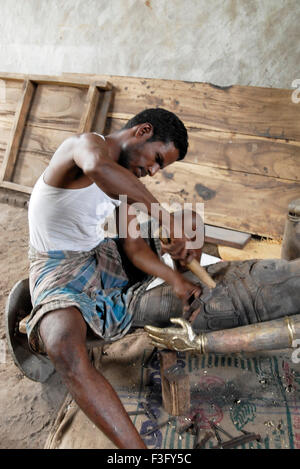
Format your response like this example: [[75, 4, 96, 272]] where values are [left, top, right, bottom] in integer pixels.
[[144, 317, 201, 352]]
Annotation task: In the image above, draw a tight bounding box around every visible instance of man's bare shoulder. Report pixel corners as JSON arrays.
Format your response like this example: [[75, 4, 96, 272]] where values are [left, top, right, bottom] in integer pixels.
[[79, 132, 106, 145], [52, 132, 107, 161], [45, 133, 108, 188], [73, 132, 109, 156]]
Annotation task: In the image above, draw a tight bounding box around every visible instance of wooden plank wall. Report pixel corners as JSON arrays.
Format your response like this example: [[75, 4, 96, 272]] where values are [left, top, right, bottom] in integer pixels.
[[99, 74, 300, 239], [0, 72, 299, 239]]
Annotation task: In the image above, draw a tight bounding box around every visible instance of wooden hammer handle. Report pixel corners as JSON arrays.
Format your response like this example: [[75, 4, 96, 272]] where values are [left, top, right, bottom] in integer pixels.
[[159, 228, 216, 289], [186, 258, 216, 288]]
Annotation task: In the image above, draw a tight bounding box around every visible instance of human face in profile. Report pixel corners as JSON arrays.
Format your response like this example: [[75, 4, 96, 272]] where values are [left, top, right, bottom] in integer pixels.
[[118, 124, 179, 178]]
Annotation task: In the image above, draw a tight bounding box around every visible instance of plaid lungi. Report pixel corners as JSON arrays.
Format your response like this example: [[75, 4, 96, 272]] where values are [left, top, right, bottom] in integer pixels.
[[27, 235, 161, 353]]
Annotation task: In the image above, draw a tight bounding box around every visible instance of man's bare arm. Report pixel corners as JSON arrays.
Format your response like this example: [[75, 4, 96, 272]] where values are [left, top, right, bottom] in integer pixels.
[[118, 205, 201, 304], [73, 133, 175, 234]]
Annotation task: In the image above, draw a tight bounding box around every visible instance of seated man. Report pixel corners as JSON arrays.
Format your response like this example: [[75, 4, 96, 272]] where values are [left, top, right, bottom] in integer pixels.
[[26, 108, 201, 449]]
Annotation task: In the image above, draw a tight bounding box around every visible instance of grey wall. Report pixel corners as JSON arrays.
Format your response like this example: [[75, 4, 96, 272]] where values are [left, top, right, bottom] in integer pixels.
[[0, 0, 299, 88]]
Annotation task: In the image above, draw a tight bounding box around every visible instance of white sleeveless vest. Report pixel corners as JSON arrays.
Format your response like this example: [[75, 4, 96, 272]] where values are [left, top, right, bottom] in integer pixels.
[[28, 135, 121, 252]]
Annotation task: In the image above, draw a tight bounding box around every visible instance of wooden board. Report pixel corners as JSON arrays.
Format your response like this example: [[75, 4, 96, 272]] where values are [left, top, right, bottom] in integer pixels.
[[104, 117, 300, 182], [93, 90, 113, 135], [0, 180, 32, 195], [0, 78, 25, 123], [26, 83, 88, 132], [16, 113, 300, 198], [143, 161, 299, 238], [0, 72, 299, 241], [3, 72, 300, 145], [8, 126, 72, 186], [186, 128, 300, 181], [78, 85, 101, 134], [0, 79, 26, 165], [204, 225, 251, 249], [63, 73, 300, 141], [0, 120, 12, 166], [0, 80, 36, 182], [0, 73, 112, 89], [19, 124, 72, 157], [159, 350, 190, 416], [11, 102, 110, 187]]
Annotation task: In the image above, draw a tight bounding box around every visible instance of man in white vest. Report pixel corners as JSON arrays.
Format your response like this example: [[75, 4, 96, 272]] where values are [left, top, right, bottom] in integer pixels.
[[27, 108, 201, 449]]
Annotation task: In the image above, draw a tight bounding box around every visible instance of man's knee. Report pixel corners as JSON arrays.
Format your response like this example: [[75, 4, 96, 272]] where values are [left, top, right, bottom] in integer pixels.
[[131, 283, 183, 328], [39, 307, 88, 378]]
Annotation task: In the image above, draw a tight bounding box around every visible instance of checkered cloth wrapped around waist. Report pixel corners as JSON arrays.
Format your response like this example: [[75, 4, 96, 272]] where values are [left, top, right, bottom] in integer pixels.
[[26, 236, 159, 353]]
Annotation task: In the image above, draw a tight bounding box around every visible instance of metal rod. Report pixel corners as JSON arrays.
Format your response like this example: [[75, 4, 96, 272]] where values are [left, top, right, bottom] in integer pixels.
[[211, 433, 261, 449], [204, 314, 300, 354], [140, 416, 177, 436]]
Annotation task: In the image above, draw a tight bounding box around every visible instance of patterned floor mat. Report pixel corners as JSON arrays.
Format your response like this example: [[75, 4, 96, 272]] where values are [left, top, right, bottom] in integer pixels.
[[45, 330, 300, 449]]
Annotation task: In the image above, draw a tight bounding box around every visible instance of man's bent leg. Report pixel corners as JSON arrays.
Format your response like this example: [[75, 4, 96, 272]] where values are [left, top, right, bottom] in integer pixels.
[[39, 306, 147, 449]]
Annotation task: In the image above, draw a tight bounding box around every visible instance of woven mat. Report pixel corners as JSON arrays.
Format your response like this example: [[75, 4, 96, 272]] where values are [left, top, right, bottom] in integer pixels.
[[45, 329, 300, 449]]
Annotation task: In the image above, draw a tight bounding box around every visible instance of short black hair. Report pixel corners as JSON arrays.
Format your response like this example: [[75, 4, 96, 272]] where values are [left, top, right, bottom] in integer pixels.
[[122, 108, 188, 160]]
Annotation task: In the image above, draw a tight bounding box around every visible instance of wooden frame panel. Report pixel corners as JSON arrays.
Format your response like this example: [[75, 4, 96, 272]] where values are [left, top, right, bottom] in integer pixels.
[[0, 75, 112, 193], [78, 85, 101, 134], [0, 80, 36, 182]]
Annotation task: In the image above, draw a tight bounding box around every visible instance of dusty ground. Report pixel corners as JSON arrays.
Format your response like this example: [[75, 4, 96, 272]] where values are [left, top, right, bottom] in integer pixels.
[[0, 201, 67, 449]]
